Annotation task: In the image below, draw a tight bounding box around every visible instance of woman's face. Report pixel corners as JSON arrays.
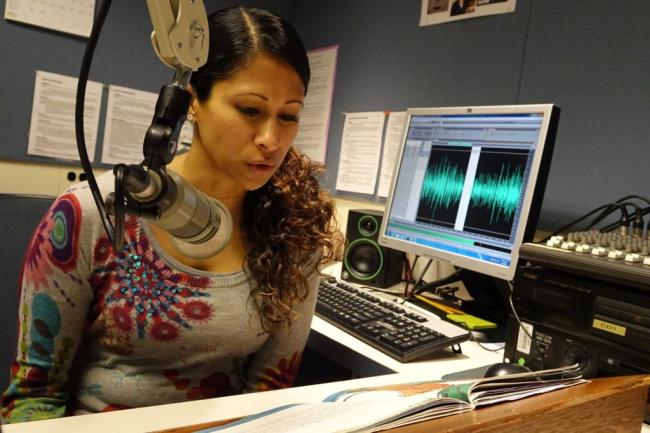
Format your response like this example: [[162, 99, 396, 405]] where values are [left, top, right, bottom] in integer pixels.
[[190, 53, 305, 193]]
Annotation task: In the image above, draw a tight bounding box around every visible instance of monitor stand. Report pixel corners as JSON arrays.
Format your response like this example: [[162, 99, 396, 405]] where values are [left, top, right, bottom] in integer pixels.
[[411, 267, 510, 343]]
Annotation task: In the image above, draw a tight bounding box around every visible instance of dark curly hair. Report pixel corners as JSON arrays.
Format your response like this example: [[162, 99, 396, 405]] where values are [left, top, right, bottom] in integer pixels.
[[243, 148, 339, 329], [190, 7, 339, 330]]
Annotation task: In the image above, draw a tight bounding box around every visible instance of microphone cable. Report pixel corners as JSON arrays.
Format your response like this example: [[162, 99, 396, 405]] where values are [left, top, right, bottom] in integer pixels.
[[75, 0, 115, 247]]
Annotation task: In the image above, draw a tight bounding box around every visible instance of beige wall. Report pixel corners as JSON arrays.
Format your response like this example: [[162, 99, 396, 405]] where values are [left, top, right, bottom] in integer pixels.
[[0, 159, 107, 196]]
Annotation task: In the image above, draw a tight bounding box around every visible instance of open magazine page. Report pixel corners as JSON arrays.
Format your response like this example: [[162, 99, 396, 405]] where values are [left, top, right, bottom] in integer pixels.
[[436, 364, 585, 405], [202, 365, 586, 433], [200, 394, 469, 433]]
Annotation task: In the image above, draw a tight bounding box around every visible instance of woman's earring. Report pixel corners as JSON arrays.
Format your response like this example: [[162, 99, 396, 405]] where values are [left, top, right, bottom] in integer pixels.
[[187, 112, 195, 122]]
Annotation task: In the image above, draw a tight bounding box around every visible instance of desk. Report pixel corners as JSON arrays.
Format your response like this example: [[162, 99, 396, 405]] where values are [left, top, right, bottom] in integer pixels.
[[4, 373, 649, 433]]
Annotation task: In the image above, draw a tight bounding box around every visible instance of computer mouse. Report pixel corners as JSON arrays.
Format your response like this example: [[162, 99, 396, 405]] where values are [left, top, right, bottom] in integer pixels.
[[483, 362, 531, 378]]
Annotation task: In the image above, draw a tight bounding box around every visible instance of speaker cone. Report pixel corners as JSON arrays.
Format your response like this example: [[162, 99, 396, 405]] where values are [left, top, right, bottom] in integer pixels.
[[344, 239, 383, 280]]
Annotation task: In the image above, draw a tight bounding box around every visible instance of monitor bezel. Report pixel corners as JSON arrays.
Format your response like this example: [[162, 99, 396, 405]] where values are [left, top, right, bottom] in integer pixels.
[[378, 104, 558, 281]]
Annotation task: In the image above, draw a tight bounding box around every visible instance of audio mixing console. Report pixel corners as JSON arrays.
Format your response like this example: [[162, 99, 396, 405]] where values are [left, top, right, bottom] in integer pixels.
[[520, 230, 650, 289]]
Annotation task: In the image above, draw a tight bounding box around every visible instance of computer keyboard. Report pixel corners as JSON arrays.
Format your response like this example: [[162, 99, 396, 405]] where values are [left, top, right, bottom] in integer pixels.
[[315, 278, 470, 362]]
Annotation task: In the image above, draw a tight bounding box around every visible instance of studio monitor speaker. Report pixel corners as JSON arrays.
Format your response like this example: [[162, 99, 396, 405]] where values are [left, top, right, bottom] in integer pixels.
[[341, 209, 404, 288]]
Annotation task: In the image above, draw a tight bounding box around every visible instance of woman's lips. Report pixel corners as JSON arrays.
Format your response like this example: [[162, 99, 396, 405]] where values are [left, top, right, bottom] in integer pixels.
[[247, 163, 275, 174]]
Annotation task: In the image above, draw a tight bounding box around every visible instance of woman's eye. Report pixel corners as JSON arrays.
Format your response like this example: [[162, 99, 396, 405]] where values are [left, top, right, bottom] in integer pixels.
[[279, 113, 299, 123], [238, 106, 261, 116]]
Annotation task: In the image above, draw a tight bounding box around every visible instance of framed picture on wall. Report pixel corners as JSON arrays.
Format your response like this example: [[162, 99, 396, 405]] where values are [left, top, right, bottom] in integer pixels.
[[420, 0, 516, 26]]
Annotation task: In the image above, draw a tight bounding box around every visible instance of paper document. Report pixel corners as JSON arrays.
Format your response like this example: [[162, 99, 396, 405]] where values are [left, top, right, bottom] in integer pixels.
[[4, 0, 95, 37], [293, 45, 338, 163], [377, 111, 407, 198], [101, 86, 156, 165], [27, 70, 103, 162], [335, 112, 386, 195]]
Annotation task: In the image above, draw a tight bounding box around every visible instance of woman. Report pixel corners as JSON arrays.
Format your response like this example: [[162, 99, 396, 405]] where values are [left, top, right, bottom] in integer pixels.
[[1, 6, 338, 423]]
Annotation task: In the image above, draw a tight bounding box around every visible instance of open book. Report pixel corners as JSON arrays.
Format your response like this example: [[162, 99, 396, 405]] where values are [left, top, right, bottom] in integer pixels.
[[201, 365, 585, 433]]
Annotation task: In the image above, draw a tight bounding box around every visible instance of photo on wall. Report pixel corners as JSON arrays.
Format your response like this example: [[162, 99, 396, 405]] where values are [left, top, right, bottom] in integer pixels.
[[420, 0, 515, 26]]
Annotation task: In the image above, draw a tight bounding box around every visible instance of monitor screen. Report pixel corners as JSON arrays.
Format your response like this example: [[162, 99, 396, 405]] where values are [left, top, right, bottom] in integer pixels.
[[379, 104, 559, 281]]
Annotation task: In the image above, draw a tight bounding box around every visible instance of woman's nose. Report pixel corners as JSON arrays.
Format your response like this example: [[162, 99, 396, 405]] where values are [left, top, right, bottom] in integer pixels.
[[255, 119, 281, 152]]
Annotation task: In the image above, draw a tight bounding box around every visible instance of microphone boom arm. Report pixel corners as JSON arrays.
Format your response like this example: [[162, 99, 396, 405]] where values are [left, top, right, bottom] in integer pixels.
[[105, 0, 223, 255]]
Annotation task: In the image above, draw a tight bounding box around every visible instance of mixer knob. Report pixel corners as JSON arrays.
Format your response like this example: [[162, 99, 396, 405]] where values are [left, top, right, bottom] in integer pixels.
[[575, 244, 592, 253], [607, 250, 625, 260], [591, 247, 608, 257], [561, 241, 576, 251], [562, 346, 588, 370], [546, 237, 563, 248], [625, 253, 642, 263]]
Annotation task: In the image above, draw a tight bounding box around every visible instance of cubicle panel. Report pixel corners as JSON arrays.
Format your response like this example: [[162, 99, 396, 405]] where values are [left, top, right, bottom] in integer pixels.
[[518, 1, 650, 227], [0, 194, 54, 394]]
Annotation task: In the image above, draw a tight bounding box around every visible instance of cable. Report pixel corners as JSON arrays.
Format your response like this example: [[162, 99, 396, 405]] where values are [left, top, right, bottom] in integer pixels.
[[469, 332, 504, 353], [587, 201, 638, 231], [75, 0, 115, 247], [540, 202, 628, 243], [402, 255, 413, 298], [412, 258, 433, 289], [506, 280, 533, 341], [410, 268, 462, 299]]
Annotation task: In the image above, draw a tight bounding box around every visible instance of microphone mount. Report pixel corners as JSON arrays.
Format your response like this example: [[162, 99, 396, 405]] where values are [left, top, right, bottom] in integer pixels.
[[108, 66, 193, 251]]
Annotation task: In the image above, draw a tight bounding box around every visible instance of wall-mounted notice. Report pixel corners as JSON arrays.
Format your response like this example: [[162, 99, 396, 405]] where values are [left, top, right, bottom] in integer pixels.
[[377, 111, 407, 198], [4, 0, 95, 37], [101, 85, 157, 165], [102, 85, 194, 165], [420, 0, 516, 27], [293, 45, 338, 164], [27, 70, 102, 162], [335, 112, 385, 195]]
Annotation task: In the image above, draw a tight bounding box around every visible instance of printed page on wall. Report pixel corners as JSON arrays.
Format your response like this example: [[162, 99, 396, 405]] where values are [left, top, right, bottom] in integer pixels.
[[377, 111, 407, 198], [101, 85, 194, 165], [27, 70, 103, 162], [293, 45, 338, 164], [335, 112, 385, 195], [420, 0, 516, 26], [4, 0, 95, 37]]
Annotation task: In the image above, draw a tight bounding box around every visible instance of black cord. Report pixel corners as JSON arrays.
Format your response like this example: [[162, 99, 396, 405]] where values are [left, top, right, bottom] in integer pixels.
[[411, 268, 462, 299], [506, 280, 533, 341], [587, 201, 638, 231], [469, 332, 504, 353], [412, 258, 433, 289], [75, 0, 115, 247], [112, 164, 127, 252], [540, 202, 628, 243]]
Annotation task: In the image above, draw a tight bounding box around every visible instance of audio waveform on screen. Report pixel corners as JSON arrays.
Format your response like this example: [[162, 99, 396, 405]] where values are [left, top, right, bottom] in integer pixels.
[[463, 148, 530, 240], [416, 147, 471, 229], [420, 157, 465, 210], [469, 164, 523, 224]]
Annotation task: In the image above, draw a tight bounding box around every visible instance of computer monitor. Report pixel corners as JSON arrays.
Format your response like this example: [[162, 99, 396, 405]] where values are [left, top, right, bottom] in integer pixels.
[[379, 104, 559, 282]]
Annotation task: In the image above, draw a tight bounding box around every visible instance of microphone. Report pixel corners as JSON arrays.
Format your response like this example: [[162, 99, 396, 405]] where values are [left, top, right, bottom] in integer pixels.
[[122, 167, 233, 260]]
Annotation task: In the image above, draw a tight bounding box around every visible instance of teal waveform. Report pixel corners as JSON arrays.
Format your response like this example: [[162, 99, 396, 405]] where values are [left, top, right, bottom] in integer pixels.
[[420, 158, 465, 211], [470, 165, 523, 224], [420, 158, 524, 224]]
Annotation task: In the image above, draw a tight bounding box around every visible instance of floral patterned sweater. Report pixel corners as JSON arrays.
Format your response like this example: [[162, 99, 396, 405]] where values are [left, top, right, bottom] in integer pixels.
[[1, 173, 319, 424]]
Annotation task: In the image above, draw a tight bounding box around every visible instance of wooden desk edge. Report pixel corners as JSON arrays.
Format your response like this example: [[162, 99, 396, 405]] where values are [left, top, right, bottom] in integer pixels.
[[151, 375, 650, 433]]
